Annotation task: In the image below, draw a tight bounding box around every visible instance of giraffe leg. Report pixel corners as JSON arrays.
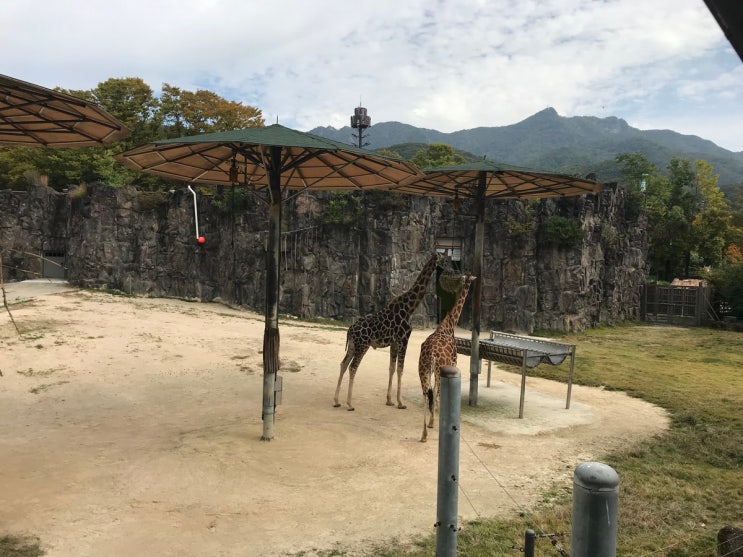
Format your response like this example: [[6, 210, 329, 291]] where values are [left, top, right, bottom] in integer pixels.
[[418, 344, 433, 442], [343, 348, 368, 411], [394, 339, 409, 409], [386, 346, 398, 407], [334, 347, 354, 407], [428, 367, 441, 427], [345, 368, 358, 411], [421, 392, 428, 442], [421, 387, 434, 442]]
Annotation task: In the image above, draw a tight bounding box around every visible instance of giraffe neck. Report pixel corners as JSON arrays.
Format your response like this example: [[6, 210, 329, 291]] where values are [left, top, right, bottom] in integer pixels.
[[439, 279, 473, 333], [389, 254, 438, 317]]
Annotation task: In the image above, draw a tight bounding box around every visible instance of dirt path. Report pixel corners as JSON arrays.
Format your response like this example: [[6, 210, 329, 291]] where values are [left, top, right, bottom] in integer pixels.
[[0, 283, 669, 556]]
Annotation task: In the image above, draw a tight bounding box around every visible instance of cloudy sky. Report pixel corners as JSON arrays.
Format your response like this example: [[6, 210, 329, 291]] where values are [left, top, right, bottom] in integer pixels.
[[4, 0, 742, 151]]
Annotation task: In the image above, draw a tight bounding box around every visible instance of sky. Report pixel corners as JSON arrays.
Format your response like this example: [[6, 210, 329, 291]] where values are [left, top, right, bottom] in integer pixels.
[[3, 0, 743, 152]]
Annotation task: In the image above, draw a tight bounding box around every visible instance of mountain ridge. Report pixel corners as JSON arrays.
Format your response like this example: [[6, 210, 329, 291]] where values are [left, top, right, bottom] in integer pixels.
[[309, 107, 743, 189]]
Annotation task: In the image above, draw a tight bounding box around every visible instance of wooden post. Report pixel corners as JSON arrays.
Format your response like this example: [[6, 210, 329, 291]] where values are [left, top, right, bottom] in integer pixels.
[[468, 172, 487, 407], [261, 146, 282, 441]]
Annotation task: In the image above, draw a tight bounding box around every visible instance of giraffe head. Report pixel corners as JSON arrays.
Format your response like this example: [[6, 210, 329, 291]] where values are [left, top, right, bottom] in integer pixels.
[[388, 252, 447, 317], [439, 274, 477, 329]]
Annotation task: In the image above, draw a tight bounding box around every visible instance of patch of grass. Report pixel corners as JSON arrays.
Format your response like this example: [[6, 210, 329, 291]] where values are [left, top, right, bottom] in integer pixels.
[[0, 534, 44, 556], [281, 314, 347, 331], [364, 324, 742, 556], [29, 380, 69, 394]]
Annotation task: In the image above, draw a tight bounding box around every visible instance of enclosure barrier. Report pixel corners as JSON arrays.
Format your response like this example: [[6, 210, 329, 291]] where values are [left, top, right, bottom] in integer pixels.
[[571, 461, 619, 557], [435, 365, 461, 557]]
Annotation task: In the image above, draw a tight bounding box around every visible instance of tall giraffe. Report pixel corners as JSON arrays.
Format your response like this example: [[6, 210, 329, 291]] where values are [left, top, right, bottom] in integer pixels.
[[334, 252, 445, 412], [418, 273, 476, 442]]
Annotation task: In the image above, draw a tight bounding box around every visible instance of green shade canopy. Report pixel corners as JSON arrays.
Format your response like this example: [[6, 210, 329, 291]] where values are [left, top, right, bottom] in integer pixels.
[[392, 159, 602, 408], [115, 123, 423, 441], [0, 74, 130, 147], [390, 159, 601, 199], [115, 124, 422, 191]]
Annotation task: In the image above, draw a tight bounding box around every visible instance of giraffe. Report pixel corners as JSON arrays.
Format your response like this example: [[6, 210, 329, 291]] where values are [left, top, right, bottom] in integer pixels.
[[418, 273, 476, 442], [334, 252, 446, 412]]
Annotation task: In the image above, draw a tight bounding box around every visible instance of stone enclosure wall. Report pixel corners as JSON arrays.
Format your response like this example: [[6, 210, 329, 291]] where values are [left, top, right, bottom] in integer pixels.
[[0, 183, 647, 333]]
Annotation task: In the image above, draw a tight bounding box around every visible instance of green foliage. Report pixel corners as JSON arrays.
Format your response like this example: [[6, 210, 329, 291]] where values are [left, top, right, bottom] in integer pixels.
[[320, 192, 362, 226], [0, 77, 264, 191], [702, 249, 743, 318], [411, 143, 466, 169], [160, 83, 264, 137], [542, 216, 583, 249], [374, 147, 403, 159], [600, 223, 622, 249], [362, 190, 409, 213], [618, 153, 739, 281], [134, 191, 168, 212], [0, 534, 44, 557], [505, 201, 537, 243], [211, 187, 252, 215]]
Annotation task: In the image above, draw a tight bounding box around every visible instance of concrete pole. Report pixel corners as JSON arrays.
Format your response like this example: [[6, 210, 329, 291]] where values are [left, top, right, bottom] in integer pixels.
[[436, 365, 461, 557], [524, 529, 536, 557], [571, 462, 619, 557]]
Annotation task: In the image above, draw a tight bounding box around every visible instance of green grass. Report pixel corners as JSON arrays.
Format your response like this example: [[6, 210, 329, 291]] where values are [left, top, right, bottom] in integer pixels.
[[369, 324, 743, 556], [0, 535, 44, 557]]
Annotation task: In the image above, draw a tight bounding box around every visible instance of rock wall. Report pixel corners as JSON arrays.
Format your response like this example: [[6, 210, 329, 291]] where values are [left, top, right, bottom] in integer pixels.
[[0, 183, 647, 332]]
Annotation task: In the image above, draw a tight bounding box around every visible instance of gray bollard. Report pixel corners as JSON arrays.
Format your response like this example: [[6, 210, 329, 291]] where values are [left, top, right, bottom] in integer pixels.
[[435, 365, 461, 557], [524, 529, 536, 557], [571, 461, 620, 557]]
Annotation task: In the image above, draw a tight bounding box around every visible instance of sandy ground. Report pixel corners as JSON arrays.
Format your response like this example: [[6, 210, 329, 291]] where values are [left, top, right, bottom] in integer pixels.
[[0, 280, 670, 557]]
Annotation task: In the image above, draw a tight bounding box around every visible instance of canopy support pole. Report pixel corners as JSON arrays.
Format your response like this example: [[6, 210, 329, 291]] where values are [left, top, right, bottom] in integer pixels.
[[469, 171, 487, 406], [262, 146, 282, 441]]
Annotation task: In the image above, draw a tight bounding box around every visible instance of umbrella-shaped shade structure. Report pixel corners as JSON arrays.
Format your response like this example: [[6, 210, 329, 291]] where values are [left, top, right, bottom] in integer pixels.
[[390, 160, 602, 406], [115, 124, 423, 440], [0, 74, 130, 147]]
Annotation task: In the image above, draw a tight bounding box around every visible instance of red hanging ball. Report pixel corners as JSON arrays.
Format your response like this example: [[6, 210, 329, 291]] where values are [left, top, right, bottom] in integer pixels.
[[197, 236, 206, 245]]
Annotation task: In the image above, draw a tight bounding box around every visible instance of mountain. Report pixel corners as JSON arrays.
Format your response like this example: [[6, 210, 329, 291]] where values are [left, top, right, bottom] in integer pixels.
[[309, 107, 743, 193]]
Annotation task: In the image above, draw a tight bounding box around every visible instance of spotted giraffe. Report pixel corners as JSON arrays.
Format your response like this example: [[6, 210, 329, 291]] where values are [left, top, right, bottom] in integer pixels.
[[418, 273, 476, 442], [334, 252, 446, 411]]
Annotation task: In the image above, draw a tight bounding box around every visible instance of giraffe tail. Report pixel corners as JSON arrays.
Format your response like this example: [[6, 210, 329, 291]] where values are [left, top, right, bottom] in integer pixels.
[[426, 387, 434, 413]]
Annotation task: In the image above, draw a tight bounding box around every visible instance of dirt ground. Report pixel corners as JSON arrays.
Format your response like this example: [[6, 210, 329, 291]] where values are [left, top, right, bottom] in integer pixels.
[[0, 280, 669, 557]]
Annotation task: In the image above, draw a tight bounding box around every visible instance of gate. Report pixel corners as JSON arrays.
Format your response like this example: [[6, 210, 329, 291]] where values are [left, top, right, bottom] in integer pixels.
[[42, 236, 67, 279], [641, 284, 712, 326]]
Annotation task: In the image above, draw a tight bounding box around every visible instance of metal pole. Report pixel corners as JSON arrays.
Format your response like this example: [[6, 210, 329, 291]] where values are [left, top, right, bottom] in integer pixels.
[[524, 529, 536, 557], [436, 365, 461, 557], [571, 462, 619, 557], [187, 185, 200, 240]]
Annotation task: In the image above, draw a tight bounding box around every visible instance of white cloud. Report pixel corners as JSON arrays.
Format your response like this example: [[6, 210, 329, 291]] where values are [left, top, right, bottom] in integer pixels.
[[3, 0, 742, 150]]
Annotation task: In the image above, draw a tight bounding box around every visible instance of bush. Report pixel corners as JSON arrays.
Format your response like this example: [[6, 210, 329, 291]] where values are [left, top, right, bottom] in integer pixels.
[[703, 254, 743, 318], [542, 216, 584, 249], [320, 192, 362, 226]]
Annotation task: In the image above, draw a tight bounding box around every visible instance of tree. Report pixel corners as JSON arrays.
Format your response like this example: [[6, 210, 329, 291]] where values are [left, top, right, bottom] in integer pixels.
[[411, 143, 465, 169], [160, 83, 264, 136], [66, 77, 161, 148], [0, 78, 265, 191], [616, 153, 736, 281], [691, 160, 731, 269], [615, 152, 656, 221]]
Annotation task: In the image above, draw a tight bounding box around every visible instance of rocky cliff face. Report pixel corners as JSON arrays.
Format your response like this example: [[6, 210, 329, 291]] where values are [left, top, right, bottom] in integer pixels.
[[0, 183, 647, 333]]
